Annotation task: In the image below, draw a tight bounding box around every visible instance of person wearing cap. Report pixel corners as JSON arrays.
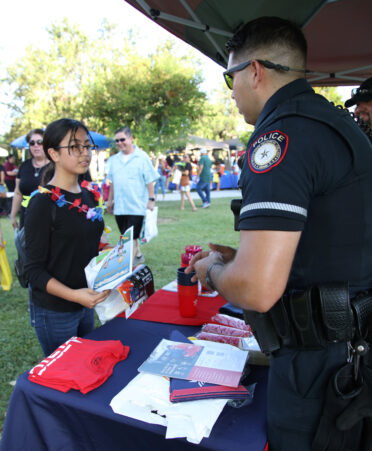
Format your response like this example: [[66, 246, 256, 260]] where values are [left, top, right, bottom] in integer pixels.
[[345, 78, 372, 137], [187, 16, 372, 451], [196, 148, 212, 208]]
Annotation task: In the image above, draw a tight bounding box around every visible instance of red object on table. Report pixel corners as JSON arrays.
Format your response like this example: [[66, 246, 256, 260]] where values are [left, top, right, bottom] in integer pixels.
[[120, 288, 227, 326]]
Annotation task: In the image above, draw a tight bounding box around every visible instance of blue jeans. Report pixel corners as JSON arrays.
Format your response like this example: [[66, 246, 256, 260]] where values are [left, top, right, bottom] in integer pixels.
[[155, 175, 166, 196], [196, 181, 210, 204], [29, 300, 95, 356]]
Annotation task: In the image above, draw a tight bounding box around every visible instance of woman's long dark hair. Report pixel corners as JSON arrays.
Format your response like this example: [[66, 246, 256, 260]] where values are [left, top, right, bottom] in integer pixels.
[[41, 118, 92, 185]]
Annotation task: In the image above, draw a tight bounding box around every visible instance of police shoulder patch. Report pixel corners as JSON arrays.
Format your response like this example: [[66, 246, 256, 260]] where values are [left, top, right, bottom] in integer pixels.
[[248, 130, 288, 173]]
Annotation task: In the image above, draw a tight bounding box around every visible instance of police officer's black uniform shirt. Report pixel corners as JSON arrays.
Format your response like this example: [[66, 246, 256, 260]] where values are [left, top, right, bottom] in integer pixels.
[[239, 79, 372, 295]]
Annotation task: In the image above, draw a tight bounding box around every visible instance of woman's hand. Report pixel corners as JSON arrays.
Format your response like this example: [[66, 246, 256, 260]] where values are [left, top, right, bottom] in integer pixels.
[[72, 288, 111, 309], [10, 216, 19, 229]]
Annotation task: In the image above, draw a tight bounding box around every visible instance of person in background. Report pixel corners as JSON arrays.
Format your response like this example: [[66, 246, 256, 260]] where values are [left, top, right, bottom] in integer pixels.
[[179, 153, 197, 212], [154, 156, 168, 201], [196, 148, 212, 208], [187, 16, 372, 451], [345, 77, 372, 142], [0, 161, 6, 215], [212, 163, 221, 191], [24, 118, 110, 356], [107, 126, 159, 266], [0, 221, 3, 247], [4, 154, 18, 192], [10, 129, 49, 229]]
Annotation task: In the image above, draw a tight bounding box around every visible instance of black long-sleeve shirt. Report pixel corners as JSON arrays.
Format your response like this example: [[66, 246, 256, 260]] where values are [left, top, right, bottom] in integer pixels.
[[25, 185, 104, 312]]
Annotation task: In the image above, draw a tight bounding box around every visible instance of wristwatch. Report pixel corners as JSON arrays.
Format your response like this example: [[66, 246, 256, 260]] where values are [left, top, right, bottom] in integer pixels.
[[206, 262, 224, 291], [149, 197, 155, 202]]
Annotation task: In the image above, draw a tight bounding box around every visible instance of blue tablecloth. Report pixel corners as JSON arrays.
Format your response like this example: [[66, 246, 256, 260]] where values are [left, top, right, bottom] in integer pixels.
[[0, 318, 267, 451]]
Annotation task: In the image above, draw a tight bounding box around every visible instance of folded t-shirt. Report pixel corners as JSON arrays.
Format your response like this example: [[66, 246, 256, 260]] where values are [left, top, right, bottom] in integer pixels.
[[29, 336, 129, 393]]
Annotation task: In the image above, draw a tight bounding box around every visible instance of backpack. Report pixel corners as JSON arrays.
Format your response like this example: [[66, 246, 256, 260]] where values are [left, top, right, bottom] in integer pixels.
[[14, 203, 57, 288], [14, 227, 28, 288]]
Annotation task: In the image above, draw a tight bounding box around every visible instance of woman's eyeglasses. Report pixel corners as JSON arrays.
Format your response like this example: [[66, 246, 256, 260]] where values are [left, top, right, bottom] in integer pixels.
[[115, 138, 126, 143], [55, 144, 97, 157], [29, 139, 43, 146]]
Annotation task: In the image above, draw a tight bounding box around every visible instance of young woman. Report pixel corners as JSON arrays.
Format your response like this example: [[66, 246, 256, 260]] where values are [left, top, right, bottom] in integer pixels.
[[24, 118, 110, 356]]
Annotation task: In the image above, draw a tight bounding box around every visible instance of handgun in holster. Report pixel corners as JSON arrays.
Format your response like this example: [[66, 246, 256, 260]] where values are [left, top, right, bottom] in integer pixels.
[[243, 309, 281, 355]]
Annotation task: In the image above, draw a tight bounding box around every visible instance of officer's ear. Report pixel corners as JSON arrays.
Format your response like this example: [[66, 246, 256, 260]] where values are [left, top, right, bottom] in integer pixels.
[[251, 59, 265, 88]]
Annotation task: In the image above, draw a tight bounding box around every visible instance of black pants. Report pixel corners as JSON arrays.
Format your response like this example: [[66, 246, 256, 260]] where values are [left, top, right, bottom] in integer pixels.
[[267, 343, 348, 451], [115, 215, 144, 239], [5, 180, 15, 192]]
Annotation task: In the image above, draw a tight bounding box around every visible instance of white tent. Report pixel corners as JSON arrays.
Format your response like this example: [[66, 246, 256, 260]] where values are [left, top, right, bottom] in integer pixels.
[[0, 147, 9, 157]]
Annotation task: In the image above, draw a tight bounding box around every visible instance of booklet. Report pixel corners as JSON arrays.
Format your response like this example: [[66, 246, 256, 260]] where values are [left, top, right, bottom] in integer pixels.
[[85, 227, 133, 292], [138, 338, 248, 388]]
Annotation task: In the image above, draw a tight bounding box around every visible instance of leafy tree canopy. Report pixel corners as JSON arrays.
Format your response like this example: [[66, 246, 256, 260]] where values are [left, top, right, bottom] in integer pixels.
[[2, 19, 205, 152]]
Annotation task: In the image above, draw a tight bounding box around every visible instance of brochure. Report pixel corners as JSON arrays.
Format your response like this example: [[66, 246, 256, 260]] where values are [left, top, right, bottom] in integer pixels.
[[85, 227, 133, 292], [138, 338, 248, 388]]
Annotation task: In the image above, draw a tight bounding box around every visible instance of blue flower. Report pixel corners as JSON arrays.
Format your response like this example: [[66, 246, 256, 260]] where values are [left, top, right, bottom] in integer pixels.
[[55, 195, 67, 207]]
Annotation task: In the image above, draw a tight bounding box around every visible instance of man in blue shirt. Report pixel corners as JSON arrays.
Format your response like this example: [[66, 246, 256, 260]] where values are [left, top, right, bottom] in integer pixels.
[[107, 126, 159, 265]]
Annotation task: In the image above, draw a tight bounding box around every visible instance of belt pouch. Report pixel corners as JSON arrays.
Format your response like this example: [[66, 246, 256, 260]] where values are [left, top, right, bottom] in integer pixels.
[[269, 298, 297, 347], [289, 288, 324, 347], [351, 293, 372, 338], [318, 283, 354, 343], [243, 310, 280, 355]]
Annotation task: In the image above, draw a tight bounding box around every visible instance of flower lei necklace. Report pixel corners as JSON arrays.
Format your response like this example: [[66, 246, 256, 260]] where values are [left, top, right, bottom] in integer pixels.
[[22, 180, 104, 222]]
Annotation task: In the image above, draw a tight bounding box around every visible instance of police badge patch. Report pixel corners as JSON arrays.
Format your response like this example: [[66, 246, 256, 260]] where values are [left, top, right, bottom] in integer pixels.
[[248, 130, 288, 173]]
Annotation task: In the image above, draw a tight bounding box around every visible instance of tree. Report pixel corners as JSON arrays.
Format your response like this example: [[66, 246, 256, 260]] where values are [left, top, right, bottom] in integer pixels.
[[314, 87, 343, 105], [193, 84, 251, 142], [82, 40, 206, 150], [2, 20, 206, 152]]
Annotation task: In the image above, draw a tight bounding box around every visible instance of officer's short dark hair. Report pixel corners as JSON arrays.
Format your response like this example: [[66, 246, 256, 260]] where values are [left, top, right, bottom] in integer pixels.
[[114, 126, 132, 138], [226, 16, 307, 67]]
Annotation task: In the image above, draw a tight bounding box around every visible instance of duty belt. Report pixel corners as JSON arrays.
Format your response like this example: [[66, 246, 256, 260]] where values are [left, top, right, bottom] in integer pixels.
[[243, 283, 372, 355]]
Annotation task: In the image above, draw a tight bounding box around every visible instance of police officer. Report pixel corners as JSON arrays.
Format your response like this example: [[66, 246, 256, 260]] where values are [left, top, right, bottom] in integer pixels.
[[187, 16, 372, 451], [345, 77, 372, 141]]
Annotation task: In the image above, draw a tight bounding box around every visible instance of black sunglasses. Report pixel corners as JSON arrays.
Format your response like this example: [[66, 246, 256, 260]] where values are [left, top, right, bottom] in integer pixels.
[[223, 59, 305, 89], [115, 138, 126, 143], [29, 139, 43, 146], [351, 87, 372, 97]]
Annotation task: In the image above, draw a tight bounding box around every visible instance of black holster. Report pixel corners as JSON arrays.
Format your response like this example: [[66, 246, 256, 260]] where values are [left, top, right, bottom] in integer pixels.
[[243, 283, 356, 354]]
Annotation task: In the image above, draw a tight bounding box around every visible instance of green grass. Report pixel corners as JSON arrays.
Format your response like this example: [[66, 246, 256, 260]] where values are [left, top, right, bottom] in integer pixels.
[[0, 195, 239, 433]]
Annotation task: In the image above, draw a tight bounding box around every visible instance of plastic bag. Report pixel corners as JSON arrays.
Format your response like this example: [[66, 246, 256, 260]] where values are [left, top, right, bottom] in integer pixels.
[[0, 242, 13, 291], [140, 207, 158, 244]]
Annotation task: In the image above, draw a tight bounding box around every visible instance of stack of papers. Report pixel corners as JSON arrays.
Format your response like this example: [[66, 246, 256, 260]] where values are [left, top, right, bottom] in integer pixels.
[[138, 337, 248, 388]]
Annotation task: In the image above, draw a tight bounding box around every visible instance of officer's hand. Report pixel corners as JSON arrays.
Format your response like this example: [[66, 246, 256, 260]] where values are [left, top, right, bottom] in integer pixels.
[[186, 250, 223, 286], [208, 243, 236, 263], [185, 250, 211, 275]]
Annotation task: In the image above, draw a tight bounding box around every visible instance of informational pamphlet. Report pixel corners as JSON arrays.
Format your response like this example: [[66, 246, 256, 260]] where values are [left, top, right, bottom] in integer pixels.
[[138, 338, 248, 388], [85, 227, 133, 292]]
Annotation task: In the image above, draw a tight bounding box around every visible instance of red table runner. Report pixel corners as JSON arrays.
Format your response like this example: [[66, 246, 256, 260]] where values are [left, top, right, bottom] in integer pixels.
[[119, 289, 227, 326]]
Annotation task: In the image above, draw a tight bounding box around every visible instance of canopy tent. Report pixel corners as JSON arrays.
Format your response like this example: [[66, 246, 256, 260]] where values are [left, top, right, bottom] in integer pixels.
[[124, 0, 372, 86], [0, 147, 9, 157], [10, 131, 113, 149]]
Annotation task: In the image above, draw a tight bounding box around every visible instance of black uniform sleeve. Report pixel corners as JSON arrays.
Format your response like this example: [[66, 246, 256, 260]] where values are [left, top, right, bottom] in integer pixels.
[[24, 194, 54, 291], [238, 118, 352, 231]]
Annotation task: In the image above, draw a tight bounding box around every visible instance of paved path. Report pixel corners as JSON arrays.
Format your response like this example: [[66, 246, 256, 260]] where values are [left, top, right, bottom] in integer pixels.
[[155, 189, 241, 202]]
